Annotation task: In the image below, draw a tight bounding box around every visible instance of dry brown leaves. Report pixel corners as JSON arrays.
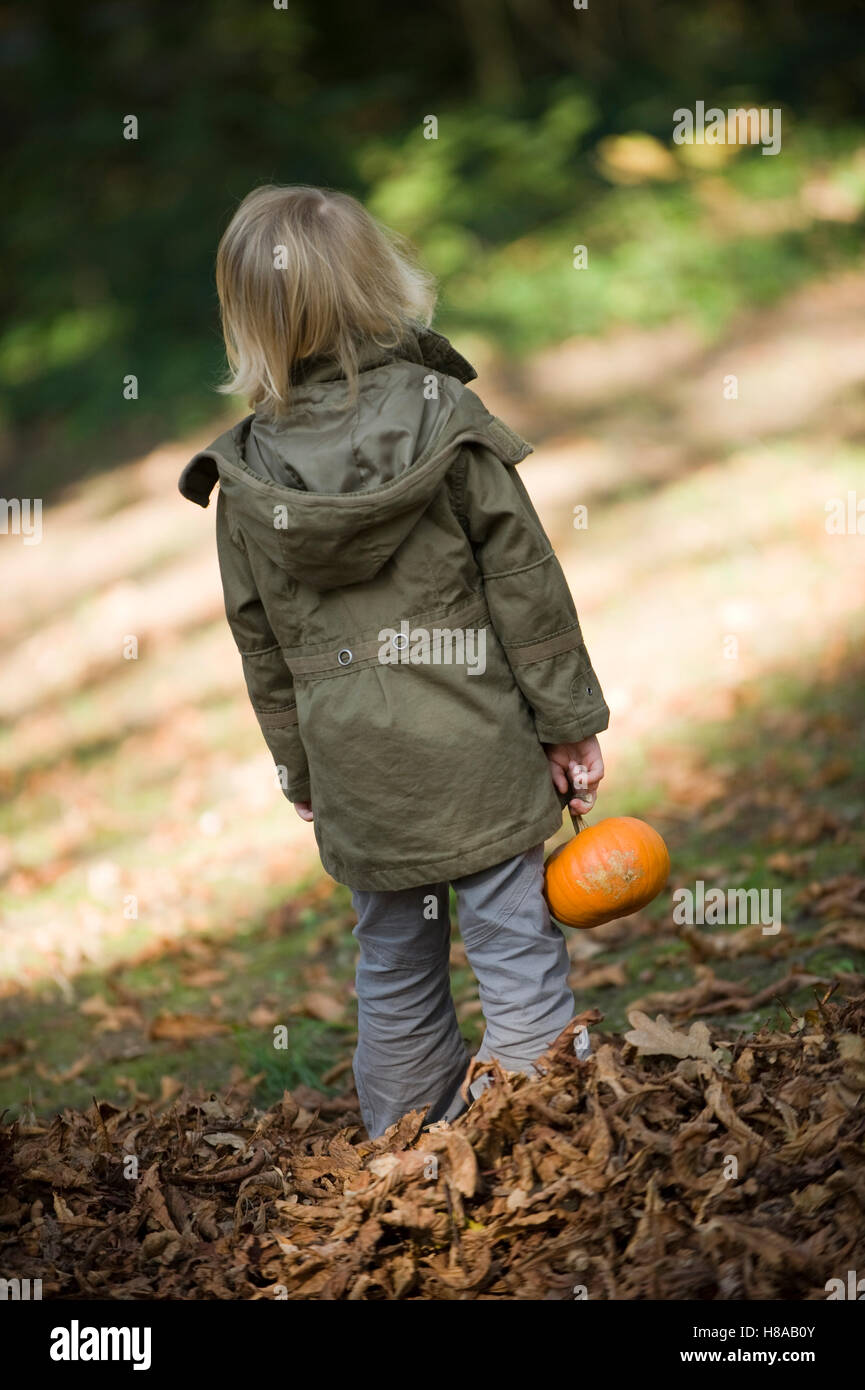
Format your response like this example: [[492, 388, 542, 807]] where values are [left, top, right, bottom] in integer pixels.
[[1, 996, 863, 1301]]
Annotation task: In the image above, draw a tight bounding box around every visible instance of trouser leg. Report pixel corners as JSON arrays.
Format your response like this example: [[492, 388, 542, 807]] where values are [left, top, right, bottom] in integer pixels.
[[452, 844, 575, 1099], [350, 880, 469, 1139]]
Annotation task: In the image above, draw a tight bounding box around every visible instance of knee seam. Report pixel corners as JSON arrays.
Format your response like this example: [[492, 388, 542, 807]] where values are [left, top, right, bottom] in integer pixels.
[[359, 937, 450, 971], [460, 860, 543, 949]]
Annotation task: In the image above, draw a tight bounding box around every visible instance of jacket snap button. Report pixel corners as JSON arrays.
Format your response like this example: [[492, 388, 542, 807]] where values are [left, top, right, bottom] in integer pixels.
[[392, 633, 409, 651], [337, 648, 353, 666], [586, 685, 593, 694]]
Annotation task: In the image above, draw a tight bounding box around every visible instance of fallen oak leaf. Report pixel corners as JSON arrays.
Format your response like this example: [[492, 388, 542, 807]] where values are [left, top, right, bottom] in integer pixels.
[[200, 1131, 250, 1151], [593, 1043, 633, 1100], [702, 1077, 763, 1147], [816, 919, 865, 952], [743, 971, 831, 1011], [148, 1013, 231, 1041], [291, 991, 345, 1023], [34, 1053, 93, 1084], [247, 1003, 280, 1028], [52, 1192, 103, 1228], [677, 923, 788, 960], [131, 1162, 178, 1232], [167, 1145, 267, 1185], [629, 964, 752, 1018], [79, 994, 143, 1033], [321, 1056, 354, 1085], [624, 1011, 724, 1066], [570, 962, 627, 990], [180, 968, 228, 988], [444, 1130, 479, 1198]]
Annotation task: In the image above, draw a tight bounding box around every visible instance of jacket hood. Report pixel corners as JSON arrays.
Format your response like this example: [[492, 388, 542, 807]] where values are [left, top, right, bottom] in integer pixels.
[[179, 329, 532, 591]]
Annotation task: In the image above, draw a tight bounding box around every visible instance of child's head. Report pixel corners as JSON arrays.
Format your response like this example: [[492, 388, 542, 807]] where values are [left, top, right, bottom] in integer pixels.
[[216, 184, 436, 418]]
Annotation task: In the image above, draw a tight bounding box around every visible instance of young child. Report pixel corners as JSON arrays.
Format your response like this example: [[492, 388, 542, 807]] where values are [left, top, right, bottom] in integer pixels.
[[179, 185, 609, 1138]]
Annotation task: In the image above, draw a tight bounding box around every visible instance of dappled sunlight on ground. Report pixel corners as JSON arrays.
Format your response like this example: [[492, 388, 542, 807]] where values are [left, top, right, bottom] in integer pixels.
[[519, 271, 865, 770], [2, 268, 864, 1019]]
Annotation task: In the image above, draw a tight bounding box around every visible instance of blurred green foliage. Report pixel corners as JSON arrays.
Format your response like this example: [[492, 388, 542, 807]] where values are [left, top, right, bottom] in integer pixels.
[[2, 0, 863, 488]]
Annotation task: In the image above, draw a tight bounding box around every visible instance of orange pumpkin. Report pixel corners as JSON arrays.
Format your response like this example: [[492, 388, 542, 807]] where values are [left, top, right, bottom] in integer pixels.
[[544, 815, 670, 928]]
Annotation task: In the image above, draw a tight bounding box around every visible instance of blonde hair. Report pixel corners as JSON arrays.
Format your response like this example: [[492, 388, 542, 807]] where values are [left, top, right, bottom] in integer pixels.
[[215, 184, 436, 418]]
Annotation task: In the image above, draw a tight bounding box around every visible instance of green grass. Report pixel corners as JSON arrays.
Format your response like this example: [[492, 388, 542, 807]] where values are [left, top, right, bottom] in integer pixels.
[[0, 882, 358, 1116], [557, 655, 865, 1035], [3, 630, 864, 1120]]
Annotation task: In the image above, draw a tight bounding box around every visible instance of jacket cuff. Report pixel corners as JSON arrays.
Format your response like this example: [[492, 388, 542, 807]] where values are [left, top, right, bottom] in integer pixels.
[[273, 763, 311, 803], [536, 700, 611, 745], [261, 723, 311, 804]]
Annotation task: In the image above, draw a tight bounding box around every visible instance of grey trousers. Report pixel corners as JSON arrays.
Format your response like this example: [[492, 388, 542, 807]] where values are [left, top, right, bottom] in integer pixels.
[[349, 844, 575, 1139]]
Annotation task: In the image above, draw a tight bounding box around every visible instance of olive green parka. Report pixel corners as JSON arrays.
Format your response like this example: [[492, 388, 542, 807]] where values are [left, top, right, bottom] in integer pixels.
[[179, 328, 609, 890]]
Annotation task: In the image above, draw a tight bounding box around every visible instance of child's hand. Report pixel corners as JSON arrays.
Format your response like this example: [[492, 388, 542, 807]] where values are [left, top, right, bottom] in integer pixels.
[[293, 800, 314, 822], [543, 736, 604, 815]]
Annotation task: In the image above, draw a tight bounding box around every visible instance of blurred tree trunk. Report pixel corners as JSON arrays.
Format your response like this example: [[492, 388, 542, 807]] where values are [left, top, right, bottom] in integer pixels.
[[509, 0, 618, 78], [454, 0, 523, 100]]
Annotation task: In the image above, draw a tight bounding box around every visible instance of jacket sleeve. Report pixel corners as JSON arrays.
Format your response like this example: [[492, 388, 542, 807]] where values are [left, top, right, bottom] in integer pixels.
[[454, 443, 610, 745], [215, 489, 311, 802]]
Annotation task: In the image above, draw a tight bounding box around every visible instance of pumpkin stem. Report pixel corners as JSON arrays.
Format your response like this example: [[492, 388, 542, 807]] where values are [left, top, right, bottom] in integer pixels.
[[569, 809, 586, 836]]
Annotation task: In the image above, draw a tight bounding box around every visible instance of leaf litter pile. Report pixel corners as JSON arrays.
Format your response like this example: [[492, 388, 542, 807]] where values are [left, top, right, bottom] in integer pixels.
[[2, 992, 863, 1300]]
